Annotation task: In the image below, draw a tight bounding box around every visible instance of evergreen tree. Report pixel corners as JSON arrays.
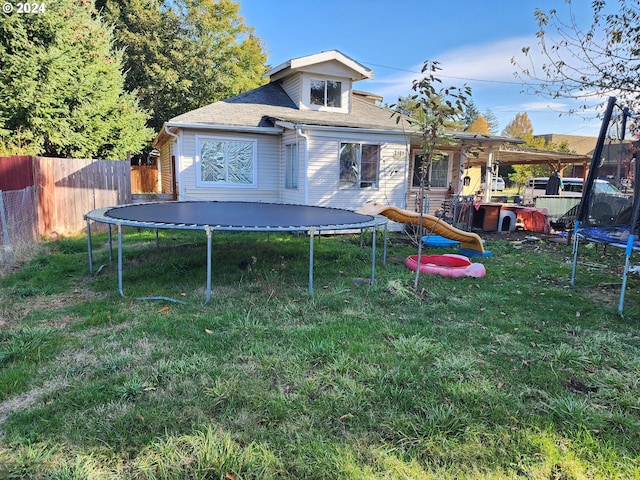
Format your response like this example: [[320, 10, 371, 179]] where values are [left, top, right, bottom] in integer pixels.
[[463, 101, 499, 134], [484, 109, 500, 135], [0, 0, 152, 158], [462, 100, 481, 127], [98, 0, 268, 131]]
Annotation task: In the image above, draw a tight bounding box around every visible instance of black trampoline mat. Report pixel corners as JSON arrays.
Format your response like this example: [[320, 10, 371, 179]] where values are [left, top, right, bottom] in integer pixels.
[[105, 201, 374, 229]]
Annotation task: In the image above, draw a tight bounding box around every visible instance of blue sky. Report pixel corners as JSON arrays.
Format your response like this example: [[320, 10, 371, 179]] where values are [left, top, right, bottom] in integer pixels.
[[238, 0, 605, 137]]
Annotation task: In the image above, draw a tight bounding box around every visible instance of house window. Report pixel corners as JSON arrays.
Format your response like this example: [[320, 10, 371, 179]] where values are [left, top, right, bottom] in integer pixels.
[[310, 79, 342, 108], [197, 137, 256, 187], [412, 154, 449, 188], [339, 143, 380, 189], [285, 143, 298, 189]]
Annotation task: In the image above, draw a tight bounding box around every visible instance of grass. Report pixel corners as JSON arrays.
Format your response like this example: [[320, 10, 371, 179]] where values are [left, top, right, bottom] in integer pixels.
[[0, 227, 638, 479]]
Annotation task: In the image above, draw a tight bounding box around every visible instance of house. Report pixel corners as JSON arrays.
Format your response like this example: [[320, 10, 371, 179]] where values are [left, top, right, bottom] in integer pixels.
[[152, 49, 588, 225], [153, 50, 411, 216]]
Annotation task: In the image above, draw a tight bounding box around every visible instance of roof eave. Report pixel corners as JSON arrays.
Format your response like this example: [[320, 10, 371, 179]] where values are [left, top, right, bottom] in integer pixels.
[[164, 122, 284, 135]]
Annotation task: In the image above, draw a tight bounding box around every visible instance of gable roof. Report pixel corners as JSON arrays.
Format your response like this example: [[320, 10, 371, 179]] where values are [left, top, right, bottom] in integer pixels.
[[264, 50, 374, 82], [166, 82, 408, 133]]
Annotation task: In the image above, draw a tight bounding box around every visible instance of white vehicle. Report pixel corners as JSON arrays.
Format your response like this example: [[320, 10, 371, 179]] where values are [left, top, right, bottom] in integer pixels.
[[481, 176, 505, 192], [523, 177, 584, 204]]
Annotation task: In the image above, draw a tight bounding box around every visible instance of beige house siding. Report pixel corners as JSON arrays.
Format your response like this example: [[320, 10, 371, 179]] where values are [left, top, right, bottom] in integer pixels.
[[177, 129, 281, 202], [305, 129, 409, 215], [281, 75, 301, 107]]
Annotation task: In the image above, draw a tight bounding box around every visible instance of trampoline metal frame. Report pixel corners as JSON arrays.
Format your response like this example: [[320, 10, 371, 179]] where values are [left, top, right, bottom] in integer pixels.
[[85, 203, 388, 304], [570, 96, 640, 316]]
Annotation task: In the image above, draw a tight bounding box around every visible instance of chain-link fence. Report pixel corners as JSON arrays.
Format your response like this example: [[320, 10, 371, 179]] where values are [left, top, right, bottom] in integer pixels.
[[0, 186, 39, 272]]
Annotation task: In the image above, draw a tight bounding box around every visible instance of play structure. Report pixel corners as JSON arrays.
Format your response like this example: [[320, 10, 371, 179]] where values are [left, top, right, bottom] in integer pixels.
[[358, 203, 486, 253], [571, 97, 640, 315], [404, 253, 486, 278], [85, 201, 387, 303]]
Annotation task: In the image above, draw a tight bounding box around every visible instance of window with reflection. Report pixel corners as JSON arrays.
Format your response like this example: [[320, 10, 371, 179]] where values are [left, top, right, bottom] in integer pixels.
[[340, 143, 380, 188], [311, 79, 342, 108], [198, 137, 256, 187]]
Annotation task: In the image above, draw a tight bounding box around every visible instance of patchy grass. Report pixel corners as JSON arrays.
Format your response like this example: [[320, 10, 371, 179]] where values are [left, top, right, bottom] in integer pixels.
[[0, 228, 638, 479]]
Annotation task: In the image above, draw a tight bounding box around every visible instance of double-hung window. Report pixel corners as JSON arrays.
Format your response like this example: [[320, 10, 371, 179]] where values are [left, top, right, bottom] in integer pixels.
[[285, 143, 298, 189], [339, 143, 380, 189], [412, 153, 449, 188], [310, 79, 342, 108], [197, 137, 257, 187]]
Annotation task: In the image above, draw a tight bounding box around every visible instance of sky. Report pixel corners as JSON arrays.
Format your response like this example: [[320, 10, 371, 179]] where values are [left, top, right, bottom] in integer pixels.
[[238, 0, 607, 137]]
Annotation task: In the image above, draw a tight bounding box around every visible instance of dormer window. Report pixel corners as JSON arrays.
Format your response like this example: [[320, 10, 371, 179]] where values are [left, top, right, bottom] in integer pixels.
[[310, 79, 342, 108]]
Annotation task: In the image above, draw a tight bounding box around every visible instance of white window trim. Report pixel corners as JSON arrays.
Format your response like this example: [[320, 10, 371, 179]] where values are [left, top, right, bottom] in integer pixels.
[[284, 143, 298, 190], [196, 135, 258, 188], [339, 141, 382, 190], [302, 74, 349, 113], [412, 152, 451, 189]]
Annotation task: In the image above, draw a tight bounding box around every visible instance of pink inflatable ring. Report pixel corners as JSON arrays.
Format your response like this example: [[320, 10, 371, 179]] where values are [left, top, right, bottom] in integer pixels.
[[404, 254, 486, 278]]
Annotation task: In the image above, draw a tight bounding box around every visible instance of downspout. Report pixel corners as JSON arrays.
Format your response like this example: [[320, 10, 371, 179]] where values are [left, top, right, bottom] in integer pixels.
[[164, 125, 181, 200], [296, 127, 310, 205]]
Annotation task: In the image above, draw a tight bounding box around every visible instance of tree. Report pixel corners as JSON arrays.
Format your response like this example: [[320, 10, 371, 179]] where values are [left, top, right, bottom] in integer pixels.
[[0, 0, 152, 158], [502, 112, 534, 139], [462, 100, 500, 134], [502, 113, 574, 188], [514, 0, 640, 113], [393, 61, 471, 292], [466, 116, 490, 134], [462, 100, 481, 127], [484, 109, 500, 135], [98, 0, 268, 131]]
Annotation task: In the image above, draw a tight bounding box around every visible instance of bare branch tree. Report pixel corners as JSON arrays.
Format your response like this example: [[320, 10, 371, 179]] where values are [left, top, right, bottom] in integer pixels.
[[513, 0, 640, 114]]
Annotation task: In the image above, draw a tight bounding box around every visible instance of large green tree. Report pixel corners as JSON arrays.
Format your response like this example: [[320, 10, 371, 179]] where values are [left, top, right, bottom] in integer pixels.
[[0, 0, 152, 158], [98, 0, 268, 131], [514, 0, 640, 113]]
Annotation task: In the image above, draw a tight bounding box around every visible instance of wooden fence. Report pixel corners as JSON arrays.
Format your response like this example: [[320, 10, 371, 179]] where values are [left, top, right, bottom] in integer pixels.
[[0, 155, 131, 238], [130, 165, 159, 193]]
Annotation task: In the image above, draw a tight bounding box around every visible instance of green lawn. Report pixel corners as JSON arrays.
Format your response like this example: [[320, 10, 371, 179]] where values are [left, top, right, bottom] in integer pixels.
[[0, 229, 638, 479]]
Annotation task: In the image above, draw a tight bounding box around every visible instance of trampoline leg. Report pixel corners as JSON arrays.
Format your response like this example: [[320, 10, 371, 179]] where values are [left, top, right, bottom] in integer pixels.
[[570, 221, 580, 288], [309, 227, 316, 295], [156, 229, 159, 248], [360, 229, 364, 251], [370, 226, 377, 285], [86, 218, 93, 275], [117, 223, 124, 297], [205, 227, 212, 305], [619, 234, 635, 315], [383, 224, 388, 267], [108, 225, 113, 263]]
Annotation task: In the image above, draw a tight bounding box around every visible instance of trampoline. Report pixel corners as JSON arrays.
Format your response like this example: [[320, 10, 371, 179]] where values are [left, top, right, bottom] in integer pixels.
[[85, 201, 388, 303], [571, 97, 640, 315]]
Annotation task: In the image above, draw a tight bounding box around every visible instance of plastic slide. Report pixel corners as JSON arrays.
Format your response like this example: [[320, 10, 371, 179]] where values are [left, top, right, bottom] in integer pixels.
[[358, 203, 485, 253]]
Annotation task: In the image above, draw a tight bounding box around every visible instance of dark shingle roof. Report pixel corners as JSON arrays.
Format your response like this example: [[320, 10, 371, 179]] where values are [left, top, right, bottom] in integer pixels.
[[168, 82, 408, 132]]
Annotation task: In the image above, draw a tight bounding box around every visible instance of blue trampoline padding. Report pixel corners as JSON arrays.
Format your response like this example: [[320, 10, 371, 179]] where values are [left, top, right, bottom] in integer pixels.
[[422, 235, 460, 247]]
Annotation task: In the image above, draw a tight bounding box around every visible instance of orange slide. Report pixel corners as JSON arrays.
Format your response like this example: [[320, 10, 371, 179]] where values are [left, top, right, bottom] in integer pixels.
[[358, 203, 485, 253]]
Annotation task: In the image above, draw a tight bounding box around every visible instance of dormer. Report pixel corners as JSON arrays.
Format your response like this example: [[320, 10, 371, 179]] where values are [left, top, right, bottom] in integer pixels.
[[263, 50, 374, 114]]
